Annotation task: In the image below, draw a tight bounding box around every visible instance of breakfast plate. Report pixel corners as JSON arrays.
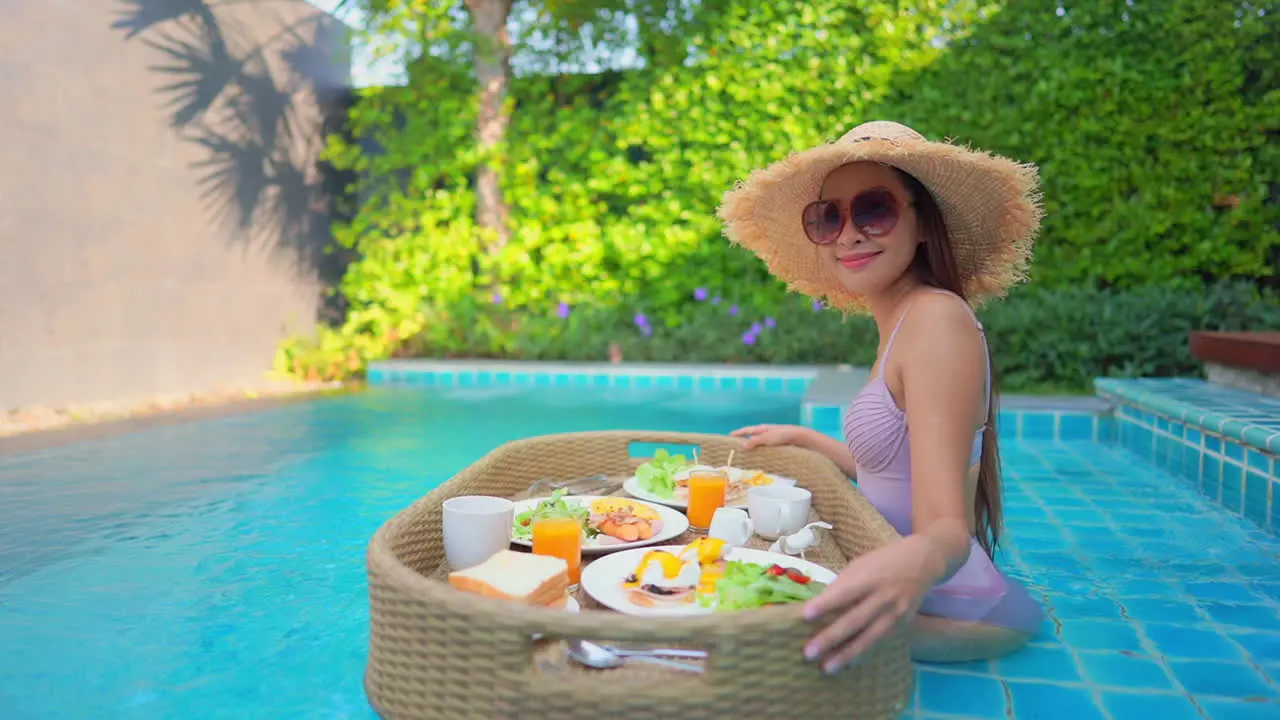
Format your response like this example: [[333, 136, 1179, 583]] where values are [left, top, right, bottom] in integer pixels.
[[622, 464, 799, 510], [580, 541, 835, 617], [510, 492, 689, 555]]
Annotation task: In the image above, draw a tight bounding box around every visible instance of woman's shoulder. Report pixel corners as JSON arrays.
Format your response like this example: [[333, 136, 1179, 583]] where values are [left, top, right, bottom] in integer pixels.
[[906, 290, 981, 331], [895, 291, 986, 364]]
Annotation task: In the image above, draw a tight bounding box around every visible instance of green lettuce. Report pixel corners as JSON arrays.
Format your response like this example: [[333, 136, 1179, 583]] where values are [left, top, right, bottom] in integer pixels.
[[699, 561, 827, 611], [634, 449, 688, 498]]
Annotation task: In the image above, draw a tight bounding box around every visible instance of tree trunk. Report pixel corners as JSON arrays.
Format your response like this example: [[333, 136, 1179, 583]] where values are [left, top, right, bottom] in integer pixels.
[[465, 0, 513, 252]]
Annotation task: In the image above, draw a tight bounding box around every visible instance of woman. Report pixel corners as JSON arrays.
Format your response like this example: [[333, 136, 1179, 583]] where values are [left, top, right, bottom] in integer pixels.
[[718, 121, 1045, 672]]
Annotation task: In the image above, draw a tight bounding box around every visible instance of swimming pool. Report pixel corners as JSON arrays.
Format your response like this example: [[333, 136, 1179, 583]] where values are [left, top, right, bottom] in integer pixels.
[[1, 383, 1277, 718]]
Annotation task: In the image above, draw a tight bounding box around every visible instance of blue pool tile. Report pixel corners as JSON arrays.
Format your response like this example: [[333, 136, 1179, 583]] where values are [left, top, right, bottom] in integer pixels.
[[696, 376, 717, 392], [1196, 601, 1280, 631], [676, 375, 694, 390], [916, 669, 1007, 716], [1223, 463, 1245, 513], [1143, 623, 1244, 662], [1245, 449, 1272, 474], [1273, 489, 1280, 532], [718, 376, 738, 390], [1060, 619, 1147, 653], [810, 405, 841, 429], [1204, 455, 1223, 500], [996, 644, 1081, 681], [1244, 472, 1271, 528], [1231, 631, 1280, 665], [763, 377, 783, 392], [1060, 414, 1095, 441], [1225, 440, 1246, 463], [1052, 595, 1126, 621], [1167, 660, 1278, 699], [1022, 412, 1056, 440], [1207, 435, 1224, 454], [1121, 598, 1206, 625], [740, 376, 760, 390], [1101, 692, 1204, 720], [1185, 581, 1267, 605], [1007, 681, 1107, 720], [1199, 699, 1280, 720], [1256, 583, 1280, 603], [1077, 651, 1174, 689]]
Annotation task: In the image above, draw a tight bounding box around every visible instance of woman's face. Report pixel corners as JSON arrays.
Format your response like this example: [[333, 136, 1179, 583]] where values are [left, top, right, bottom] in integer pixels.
[[812, 162, 921, 298]]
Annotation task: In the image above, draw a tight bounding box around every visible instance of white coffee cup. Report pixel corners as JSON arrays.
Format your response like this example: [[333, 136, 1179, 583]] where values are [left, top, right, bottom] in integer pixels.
[[747, 485, 812, 540], [442, 495, 515, 570], [708, 507, 754, 546]]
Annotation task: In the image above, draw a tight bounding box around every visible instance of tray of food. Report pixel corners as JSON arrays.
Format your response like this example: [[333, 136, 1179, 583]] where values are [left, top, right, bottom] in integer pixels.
[[365, 430, 911, 720]]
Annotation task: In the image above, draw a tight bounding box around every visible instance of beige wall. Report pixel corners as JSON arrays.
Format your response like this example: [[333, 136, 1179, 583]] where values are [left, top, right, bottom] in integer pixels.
[[0, 0, 351, 408]]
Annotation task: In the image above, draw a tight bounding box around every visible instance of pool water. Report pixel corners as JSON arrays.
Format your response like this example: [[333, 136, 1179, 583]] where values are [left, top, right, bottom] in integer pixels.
[[0, 386, 1276, 719]]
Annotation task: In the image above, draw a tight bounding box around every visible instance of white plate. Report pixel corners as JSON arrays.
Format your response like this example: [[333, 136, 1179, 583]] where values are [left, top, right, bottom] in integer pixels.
[[509, 495, 689, 555], [580, 544, 836, 617], [622, 467, 799, 509]]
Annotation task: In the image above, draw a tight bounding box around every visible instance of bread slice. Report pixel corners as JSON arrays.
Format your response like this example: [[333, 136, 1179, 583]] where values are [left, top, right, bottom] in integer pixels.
[[448, 550, 570, 606]]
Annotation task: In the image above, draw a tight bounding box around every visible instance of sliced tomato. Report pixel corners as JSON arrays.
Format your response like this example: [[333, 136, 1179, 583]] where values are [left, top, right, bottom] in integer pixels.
[[783, 568, 811, 585]]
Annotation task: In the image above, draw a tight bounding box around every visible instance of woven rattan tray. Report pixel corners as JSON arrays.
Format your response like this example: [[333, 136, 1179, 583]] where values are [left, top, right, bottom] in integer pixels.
[[365, 431, 913, 719]]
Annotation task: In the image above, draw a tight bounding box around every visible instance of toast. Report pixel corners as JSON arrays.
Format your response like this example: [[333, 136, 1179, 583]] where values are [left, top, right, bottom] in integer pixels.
[[448, 550, 570, 606]]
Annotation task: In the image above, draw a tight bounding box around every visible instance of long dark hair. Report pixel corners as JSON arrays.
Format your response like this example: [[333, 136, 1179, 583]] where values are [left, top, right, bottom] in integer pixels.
[[894, 168, 1004, 559]]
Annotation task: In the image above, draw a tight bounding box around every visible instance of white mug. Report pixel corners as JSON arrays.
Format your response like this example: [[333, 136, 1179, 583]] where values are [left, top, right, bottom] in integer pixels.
[[442, 495, 515, 570], [747, 485, 812, 540], [708, 507, 754, 546]]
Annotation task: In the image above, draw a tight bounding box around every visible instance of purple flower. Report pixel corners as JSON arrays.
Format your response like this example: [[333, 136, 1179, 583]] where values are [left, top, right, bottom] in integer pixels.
[[728, 304, 739, 316], [641, 324, 653, 337], [557, 302, 571, 319], [693, 287, 709, 301], [741, 331, 757, 345], [812, 299, 824, 311], [750, 322, 762, 334], [711, 296, 722, 305], [764, 317, 776, 329], [491, 291, 503, 305], [634, 312, 648, 328]]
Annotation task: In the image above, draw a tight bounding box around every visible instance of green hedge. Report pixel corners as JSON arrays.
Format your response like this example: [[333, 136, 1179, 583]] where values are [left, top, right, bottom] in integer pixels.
[[278, 0, 1279, 384]]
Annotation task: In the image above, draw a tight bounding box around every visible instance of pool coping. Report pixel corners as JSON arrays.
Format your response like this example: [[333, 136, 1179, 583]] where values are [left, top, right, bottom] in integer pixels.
[[1095, 377, 1280, 455]]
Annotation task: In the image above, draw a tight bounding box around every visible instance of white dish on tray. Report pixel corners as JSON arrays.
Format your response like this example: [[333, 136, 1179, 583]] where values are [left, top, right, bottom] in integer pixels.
[[579, 544, 835, 617], [509, 495, 689, 555], [622, 467, 799, 509]]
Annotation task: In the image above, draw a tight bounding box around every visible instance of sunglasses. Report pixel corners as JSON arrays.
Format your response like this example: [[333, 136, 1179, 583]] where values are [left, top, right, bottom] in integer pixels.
[[801, 188, 902, 245]]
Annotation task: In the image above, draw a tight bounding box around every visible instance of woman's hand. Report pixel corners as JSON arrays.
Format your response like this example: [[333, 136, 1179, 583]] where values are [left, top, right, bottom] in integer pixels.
[[801, 537, 940, 673], [729, 424, 812, 450]]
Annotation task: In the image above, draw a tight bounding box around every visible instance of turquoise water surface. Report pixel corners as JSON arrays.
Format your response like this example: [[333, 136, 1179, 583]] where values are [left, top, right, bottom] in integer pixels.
[[0, 385, 1277, 718]]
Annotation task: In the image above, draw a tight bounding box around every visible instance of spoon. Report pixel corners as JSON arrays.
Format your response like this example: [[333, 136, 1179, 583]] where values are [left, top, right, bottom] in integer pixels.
[[566, 639, 704, 673]]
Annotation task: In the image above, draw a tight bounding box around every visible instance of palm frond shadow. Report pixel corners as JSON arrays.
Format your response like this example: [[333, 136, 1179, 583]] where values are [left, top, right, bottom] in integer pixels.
[[113, 0, 354, 322]]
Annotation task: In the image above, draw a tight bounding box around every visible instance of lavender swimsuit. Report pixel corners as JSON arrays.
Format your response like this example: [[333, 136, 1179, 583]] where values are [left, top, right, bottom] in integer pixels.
[[843, 292, 1044, 634]]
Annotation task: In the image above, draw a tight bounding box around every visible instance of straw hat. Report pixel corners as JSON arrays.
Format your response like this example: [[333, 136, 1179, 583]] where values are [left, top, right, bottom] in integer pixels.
[[717, 120, 1043, 313]]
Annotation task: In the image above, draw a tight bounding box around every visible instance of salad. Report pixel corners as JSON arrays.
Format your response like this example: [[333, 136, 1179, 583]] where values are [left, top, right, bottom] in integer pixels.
[[633, 449, 691, 499], [699, 560, 826, 611], [511, 489, 594, 542]]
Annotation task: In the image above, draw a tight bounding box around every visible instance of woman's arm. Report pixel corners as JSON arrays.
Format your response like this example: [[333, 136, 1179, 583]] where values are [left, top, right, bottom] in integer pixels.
[[894, 295, 988, 586]]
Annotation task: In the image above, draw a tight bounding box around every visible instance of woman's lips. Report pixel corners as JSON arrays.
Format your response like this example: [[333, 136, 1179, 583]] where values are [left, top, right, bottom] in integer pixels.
[[838, 251, 881, 270]]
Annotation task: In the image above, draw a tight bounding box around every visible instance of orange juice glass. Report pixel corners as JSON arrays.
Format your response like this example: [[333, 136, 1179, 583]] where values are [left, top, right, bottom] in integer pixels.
[[531, 515, 582, 586], [686, 471, 728, 531]]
